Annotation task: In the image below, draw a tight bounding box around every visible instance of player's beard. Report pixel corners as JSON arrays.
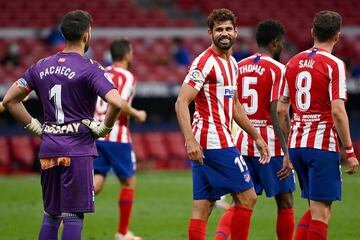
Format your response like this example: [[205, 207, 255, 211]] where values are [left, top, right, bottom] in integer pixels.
[[213, 35, 234, 51]]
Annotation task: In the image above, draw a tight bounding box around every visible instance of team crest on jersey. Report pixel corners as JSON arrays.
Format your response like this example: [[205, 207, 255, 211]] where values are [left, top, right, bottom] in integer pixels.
[[189, 69, 203, 83], [293, 113, 301, 121], [243, 173, 251, 182], [98, 65, 105, 70], [224, 86, 235, 98]]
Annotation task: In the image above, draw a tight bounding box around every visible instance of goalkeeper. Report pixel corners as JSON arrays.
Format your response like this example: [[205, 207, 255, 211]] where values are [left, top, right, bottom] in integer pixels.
[[2, 10, 124, 240]]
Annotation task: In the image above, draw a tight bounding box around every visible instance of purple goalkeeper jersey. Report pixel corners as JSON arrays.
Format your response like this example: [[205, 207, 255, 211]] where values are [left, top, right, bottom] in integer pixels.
[[23, 52, 115, 157]]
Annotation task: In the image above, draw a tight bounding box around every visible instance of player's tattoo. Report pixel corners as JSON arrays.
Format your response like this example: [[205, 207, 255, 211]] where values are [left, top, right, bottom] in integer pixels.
[[270, 100, 289, 153]]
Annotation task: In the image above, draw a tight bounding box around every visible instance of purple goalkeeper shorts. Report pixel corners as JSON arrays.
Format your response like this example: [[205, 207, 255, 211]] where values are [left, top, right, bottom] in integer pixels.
[[41, 156, 94, 216]]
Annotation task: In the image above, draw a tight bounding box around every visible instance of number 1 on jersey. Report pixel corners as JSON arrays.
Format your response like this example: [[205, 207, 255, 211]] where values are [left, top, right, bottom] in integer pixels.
[[49, 84, 64, 124]]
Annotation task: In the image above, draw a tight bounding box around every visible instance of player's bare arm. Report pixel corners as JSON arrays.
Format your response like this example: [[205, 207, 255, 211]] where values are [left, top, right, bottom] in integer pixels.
[[277, 96, 291, 140], [270, 100, 293, 180], [116, 96, 146, 123], [82, 89, 122, 138], [3, 81, 42, 136], [175, 83, 203, 164], [331, 99, 359, 174], [233, 93, 270, 164], [0, 101, 5, 113]]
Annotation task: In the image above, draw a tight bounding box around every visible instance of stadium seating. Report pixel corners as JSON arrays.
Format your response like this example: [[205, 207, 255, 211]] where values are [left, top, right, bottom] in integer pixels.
[[1, 34, 360, 83], [0, 133, 359, 174], [8, 135, 36, 171], [0, 136, 11, 173], [0, 0, 194, 27]]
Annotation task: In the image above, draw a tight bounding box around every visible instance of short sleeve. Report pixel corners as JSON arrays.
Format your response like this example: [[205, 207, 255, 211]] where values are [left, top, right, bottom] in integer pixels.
[[88, 61, 116, 99], [329, 60, 347, 101], [118, 72, 135, 100], [270, 65, 285, 101], [281, 65, 290, 97], [183, 68, 206, 91]]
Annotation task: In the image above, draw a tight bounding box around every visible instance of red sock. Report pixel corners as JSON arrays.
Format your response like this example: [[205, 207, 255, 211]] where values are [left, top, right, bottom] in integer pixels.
[[215, 207, 235, 240], [277, 208, 295, 240], [294, 209, 311, 240], [231, 205, 253, 240], [307, 220, 328, 240], [117, 188, 134, 235], [188, 218, 206, 240]]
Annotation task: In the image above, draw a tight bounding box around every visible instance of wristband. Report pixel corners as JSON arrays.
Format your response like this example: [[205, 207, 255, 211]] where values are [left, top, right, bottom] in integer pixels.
[[345, 145, 356, 160]]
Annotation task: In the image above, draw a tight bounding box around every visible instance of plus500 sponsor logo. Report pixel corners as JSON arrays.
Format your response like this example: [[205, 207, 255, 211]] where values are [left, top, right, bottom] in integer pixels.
[[224, 87, 235, 98]]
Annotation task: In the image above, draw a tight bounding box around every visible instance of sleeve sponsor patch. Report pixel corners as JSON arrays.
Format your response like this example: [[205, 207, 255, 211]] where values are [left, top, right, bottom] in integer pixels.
[[188, 69, 204, 83], [104, 73, 113, 83]]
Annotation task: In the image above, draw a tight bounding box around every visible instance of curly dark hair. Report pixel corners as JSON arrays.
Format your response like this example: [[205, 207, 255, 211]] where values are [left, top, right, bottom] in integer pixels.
[[256, 19, 285, 47], [207, 8, 237, 30]]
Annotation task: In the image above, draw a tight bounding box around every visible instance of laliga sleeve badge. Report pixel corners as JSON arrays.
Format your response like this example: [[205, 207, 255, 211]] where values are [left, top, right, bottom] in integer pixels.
[[189, 69, 204, 83]]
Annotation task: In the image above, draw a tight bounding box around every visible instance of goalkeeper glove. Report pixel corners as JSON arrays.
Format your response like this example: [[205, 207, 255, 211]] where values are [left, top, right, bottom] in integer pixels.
[[24, 118, 42, 136], [81, 119, 112, 138]]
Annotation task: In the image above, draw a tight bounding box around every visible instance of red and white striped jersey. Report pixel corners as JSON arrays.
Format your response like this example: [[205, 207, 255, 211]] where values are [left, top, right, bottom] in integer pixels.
[[235, 53, 285, 157], [94, 64, 136, 143], [281, 48, 347, 152], [184, 47, 238, 149]]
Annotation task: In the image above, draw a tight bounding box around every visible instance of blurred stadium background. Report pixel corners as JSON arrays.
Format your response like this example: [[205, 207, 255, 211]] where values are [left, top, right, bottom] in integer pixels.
[[0, 0, 360, 239]]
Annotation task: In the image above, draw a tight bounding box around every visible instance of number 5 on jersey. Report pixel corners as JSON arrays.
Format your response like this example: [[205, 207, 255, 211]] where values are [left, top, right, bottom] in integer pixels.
[[242, 76, 258, 115]]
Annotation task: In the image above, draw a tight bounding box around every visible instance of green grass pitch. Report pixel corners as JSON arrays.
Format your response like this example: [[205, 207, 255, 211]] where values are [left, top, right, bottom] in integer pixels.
[[0, 170, 359, 239]]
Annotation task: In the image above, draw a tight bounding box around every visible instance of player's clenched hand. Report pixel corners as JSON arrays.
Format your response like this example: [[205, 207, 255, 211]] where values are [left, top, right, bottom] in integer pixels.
[[186, 139, 204, 164], [81, 119, 112, 138], [25, 118, 42, 137], [255, 137, 270, 164], [135, 110, 147, 123], [277, 154, 293, 180], [345, 157, 359, 174]]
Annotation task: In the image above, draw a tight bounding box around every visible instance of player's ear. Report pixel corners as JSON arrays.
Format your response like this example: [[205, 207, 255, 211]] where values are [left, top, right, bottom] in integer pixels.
[[310, 28, 314, 38], [208, 28, 212, 37], [334, 32, 340, 44], [269, 38, 278, 50]]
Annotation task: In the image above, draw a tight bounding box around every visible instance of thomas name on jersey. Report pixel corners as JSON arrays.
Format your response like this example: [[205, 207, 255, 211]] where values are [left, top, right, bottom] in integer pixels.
[[39, 66, 76, 79], [239, 64, 265, 75]]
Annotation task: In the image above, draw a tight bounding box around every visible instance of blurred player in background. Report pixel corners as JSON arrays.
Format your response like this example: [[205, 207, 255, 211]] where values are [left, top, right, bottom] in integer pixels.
[[2, 10, 128, 240], [93, 38, 146, 240], [278, 10, 359, 240], [175, 8, 270, 240], [215, 19, 295, 240]]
